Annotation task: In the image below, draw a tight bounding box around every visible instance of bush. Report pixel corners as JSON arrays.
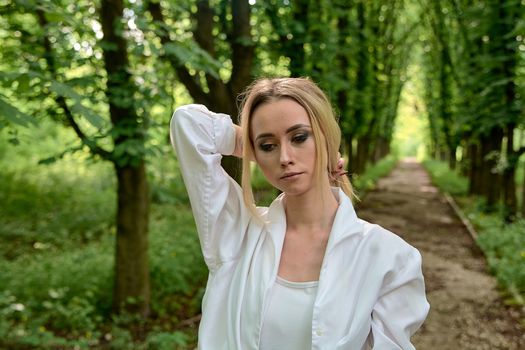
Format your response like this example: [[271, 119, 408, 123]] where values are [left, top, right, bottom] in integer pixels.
[[422, 159, 468, 195], [353, 155, 399, 194], [469, 210, 525, 297]]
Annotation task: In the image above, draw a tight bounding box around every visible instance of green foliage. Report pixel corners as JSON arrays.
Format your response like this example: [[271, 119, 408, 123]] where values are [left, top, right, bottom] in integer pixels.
[[0, 195, 204, 349], [251, 165, 279, 207], [0, 123, 116, 259], [422, 159, 468, 195], [146, 331, 191, 350], [464, 199, 525, 301], [352, 155, 399, 194], [164, 41, 222, 79], [0, 95, 36, 127], [0, 126, 203, 348]]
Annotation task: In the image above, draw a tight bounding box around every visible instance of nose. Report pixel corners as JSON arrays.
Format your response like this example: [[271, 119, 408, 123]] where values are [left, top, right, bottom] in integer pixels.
[[280, 143, 294, 167]]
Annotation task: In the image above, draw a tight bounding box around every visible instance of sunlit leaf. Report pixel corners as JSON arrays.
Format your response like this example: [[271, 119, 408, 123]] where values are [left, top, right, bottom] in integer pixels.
[[49, 81, 82, 102], [70, 103, 106, 130], [0, 97, 36, 127]]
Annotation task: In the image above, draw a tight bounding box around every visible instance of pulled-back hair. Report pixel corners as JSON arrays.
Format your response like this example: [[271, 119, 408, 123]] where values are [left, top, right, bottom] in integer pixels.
[[239, 77, 355, 216]]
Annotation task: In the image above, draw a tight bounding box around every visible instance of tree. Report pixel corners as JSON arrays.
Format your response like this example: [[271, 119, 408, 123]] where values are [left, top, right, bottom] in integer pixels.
[[421, 0, 525, 219], [99, 0, 151, 315], [145, 0, 255, 182], [1, 0, 152, 315]]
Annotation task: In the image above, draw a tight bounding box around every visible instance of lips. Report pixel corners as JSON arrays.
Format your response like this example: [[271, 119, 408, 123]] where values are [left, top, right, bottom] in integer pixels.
[[280, 172, 302, 180]]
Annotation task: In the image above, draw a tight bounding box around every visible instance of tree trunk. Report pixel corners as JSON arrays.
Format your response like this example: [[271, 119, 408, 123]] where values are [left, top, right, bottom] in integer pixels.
[[353, 2, 370, 176], [439, 149, 447, 162], [448, 147, 456, 170], [503, 124, 517, 221], [148, 0, 254, 184], [356, 135, 370, 174], [480, 128, 503, 211], [100, 0, 150, 316], [114, 164, 150, 314], [346, 135, 355, 174], [468, 142, 481, 195], [522, 159, 525, 218]]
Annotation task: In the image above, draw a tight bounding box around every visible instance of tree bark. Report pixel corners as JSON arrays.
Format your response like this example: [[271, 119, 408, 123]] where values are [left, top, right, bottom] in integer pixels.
[[114, 163, 150, 315], [468, 142, 481, 195], [503, 124, 518, 221], [355, 135, 370, 174], [353, 2, 370, 175], [480, 128, 503, 211], [100, 0, 150, 316], [346, 135, 355, 174], [522, 157, 525, 218], [335, 2, 354, 172]]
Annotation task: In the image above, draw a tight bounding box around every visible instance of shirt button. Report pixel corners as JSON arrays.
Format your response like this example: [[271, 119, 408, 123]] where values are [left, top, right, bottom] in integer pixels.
[[315, 328, 324, 336]]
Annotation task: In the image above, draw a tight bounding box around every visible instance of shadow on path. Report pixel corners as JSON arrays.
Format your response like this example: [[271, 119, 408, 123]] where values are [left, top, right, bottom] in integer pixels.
[[356, 158, 524, 350]]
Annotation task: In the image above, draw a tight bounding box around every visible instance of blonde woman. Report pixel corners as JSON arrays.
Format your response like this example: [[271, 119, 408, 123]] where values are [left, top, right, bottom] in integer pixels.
[[170, 77, 429, 350]]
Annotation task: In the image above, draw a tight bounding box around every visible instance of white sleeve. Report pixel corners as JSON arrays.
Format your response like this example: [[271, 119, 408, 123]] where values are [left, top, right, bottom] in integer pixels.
[[370, 248, 430, 349], [170, 104, 251, 271]]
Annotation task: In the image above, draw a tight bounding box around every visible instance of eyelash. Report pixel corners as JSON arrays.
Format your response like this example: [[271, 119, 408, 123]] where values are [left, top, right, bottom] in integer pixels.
[[258, 132, 310, 152], [292, 132, 309, 143], [259, 143, 276, 152]]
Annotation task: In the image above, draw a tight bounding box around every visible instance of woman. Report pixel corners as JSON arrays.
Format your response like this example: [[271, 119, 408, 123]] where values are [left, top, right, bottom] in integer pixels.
[[170, 77, 429, 350]]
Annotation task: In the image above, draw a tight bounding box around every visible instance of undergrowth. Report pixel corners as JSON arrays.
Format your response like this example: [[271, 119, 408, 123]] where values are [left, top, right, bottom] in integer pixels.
[[353, 155, 399, 196]]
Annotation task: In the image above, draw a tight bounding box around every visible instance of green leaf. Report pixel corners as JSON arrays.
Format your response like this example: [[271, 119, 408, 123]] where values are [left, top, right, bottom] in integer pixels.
[[164, 41, 222, 79], [17, 74, 30, 92], [0, 97, 36, 127], [71, 103, 106, 130], [38, 155, 59, 165], [49, 81, 82, 102]]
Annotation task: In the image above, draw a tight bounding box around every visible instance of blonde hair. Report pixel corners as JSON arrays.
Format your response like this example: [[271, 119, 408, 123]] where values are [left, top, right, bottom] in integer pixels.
[[239, 77, 355, 216]]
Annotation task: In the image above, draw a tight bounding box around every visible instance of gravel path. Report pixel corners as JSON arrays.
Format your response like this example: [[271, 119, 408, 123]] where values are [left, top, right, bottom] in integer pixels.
[[356, 159, 524, 349]]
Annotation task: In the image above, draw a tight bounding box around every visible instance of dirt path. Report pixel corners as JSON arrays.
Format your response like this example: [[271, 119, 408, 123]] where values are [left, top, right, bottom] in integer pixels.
[[356, 159, 524, 350]]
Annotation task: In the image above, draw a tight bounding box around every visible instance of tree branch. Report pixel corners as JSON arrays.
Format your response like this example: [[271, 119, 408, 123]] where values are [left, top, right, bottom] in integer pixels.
[[36, 9, 112, 160], [193, 0, 227, 101], [147, 1, 210, 105], [229, 0, 254, 97]]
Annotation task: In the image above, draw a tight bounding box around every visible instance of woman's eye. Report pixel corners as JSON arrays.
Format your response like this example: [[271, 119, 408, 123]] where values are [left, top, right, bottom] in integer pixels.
[[259, 143, 276, 152], [292, 133, 309, 143]]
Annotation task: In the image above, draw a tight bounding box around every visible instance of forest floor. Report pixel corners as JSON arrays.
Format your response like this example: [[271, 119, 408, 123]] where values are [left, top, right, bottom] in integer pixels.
[[356, 158, 525, 350]]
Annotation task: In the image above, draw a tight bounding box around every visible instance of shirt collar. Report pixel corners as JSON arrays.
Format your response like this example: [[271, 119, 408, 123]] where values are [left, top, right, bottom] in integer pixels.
[[264, 187, 363, 245]]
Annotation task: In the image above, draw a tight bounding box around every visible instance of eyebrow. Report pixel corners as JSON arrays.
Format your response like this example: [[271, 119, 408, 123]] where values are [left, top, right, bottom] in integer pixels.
[[254, 124, 311, 142]]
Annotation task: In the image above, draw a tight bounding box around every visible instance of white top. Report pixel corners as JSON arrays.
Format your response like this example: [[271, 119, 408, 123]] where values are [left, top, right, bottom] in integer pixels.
[[259, 276, 319, 350], [170, 104, 430, 350]]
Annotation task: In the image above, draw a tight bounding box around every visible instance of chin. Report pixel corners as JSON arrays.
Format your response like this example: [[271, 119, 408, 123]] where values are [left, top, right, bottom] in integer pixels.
[[281, 186, 312, 197]]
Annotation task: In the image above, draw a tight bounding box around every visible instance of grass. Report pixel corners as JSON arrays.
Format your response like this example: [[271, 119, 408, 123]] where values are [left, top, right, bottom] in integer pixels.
[[421, 159, 468, 195], [352, 155, 399, 196], [422, 158, 525, 306]]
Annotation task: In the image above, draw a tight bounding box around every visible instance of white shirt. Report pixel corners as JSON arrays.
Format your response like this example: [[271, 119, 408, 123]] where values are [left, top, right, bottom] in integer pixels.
[[259, 276, 318, 350], [170, 104, 430, 350]]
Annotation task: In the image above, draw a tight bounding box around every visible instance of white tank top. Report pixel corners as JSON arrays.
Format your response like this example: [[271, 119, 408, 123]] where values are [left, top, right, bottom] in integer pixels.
[[259, 276, 319, 350]]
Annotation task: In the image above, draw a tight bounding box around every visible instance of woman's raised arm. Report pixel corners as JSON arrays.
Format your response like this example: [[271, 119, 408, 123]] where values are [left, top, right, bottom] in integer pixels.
[[170, 104, 251, 271]]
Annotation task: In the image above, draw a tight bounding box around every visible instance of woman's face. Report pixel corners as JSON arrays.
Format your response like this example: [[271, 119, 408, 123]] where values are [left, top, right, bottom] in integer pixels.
[[250, 98, 316, 197]]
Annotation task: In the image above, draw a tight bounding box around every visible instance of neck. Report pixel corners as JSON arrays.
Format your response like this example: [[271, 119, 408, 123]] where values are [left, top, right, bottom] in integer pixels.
[[283, 184, 339, 234]]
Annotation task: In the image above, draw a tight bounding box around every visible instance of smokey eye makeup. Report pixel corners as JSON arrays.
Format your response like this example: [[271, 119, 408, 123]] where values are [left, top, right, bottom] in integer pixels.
[[291, 131, 310, 143], [257, 141, 276, 152]]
